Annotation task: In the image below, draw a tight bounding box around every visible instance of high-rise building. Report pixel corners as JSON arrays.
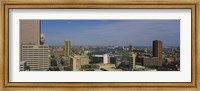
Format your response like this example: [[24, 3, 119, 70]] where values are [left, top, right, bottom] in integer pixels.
[[22, 45, 50, 71], [64, 40, 71, 57], [153, 40, 163, 65], [130, 52, 136, 71], [20, 20, 40, 45], [20, 20, 41, 62]]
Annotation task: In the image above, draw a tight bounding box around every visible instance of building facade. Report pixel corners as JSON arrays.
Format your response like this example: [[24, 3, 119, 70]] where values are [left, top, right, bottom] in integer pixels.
[[142, 57, 159, 66], [20, 61, 28, 71], [130, 52, 136, 71], [64, 40, 71, 57], [91, 54, 111, 64], [20, 20, 40, 45], [91, 55, 103, 63], [22, 45, 50, 71], [56, 47, 64, 57], [70, 55, 90, 71], [103, 54, 110, 64], [20, 20, 41, 62], [153, 40, 163, 66]]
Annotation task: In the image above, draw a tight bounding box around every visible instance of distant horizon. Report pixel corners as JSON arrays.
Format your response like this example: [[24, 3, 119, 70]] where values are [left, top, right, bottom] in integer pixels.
[[41, 20, 180, 47]]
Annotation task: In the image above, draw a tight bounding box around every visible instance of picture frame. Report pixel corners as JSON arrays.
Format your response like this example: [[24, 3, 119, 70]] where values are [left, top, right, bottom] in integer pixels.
[[0, 0, 199, 91]]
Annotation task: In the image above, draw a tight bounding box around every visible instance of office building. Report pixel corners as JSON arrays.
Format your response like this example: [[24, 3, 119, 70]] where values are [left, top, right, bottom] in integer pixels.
[[20, 20, 41, 62], [91, 55, 103, 63], [64, 40, 71, 57], [103, 54, 110, 64], [21, 45, 50, 71], [153, 40, 163, 66], [20, 20, 40, 45], [130, 52, 136, 71], [91, 54, 110, 64], [70, 55, 90, 71]]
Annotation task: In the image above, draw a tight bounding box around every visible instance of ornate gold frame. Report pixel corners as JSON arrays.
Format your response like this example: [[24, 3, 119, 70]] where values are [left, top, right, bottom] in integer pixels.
[[0, 0, 199, 91]]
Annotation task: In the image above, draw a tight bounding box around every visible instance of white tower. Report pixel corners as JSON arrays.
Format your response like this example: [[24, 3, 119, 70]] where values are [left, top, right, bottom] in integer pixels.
[[103, 54, 110, 64]]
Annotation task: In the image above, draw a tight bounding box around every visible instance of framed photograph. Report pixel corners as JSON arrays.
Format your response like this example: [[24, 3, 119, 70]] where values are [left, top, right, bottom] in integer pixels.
[[1, 0, 199, 91]]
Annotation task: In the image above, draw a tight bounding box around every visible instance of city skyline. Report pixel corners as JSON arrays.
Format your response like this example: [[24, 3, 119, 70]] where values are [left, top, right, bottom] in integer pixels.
[[41, 20, 180, 47], [20, 20, 180, 71]]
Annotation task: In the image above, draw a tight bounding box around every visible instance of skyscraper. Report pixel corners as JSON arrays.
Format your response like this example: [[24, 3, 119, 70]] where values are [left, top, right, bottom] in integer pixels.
[[64, 40, 71, 57], [20, 20, 40, 45], [20, 20, 41, 62], [153, 40, 163, 65]]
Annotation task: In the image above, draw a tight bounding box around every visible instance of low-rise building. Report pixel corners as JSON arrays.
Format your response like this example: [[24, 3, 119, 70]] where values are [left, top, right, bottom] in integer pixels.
[[20, 61, 28, 71], [142, 57, 160, 66], [91, 54, 110, 64], [56, 47, 64, 57], [70, 55, 90, 71]]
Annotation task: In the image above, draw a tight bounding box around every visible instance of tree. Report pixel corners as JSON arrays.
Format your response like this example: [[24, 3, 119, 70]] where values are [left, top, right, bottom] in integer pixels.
[[64, 67, 72, 71], [91, 65, 99, 69], [49, 67, 53, 71], [51, 59, 57, 66], [85, 69, 95, 71], [81, 64, 99, 70], [25, 66, 30, 70], [81, 65, 91, 69], [54, 67, 60, 71], [51, 55, 55, 58], [60, 59, 64, 65]]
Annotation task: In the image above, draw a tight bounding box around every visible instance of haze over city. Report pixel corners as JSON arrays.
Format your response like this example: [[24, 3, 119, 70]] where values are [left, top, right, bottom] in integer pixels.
[[41, 20, 180, 47]]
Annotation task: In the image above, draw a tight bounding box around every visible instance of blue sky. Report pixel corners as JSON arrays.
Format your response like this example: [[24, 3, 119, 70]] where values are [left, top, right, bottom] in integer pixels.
[[41, 20, 180, 47]]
